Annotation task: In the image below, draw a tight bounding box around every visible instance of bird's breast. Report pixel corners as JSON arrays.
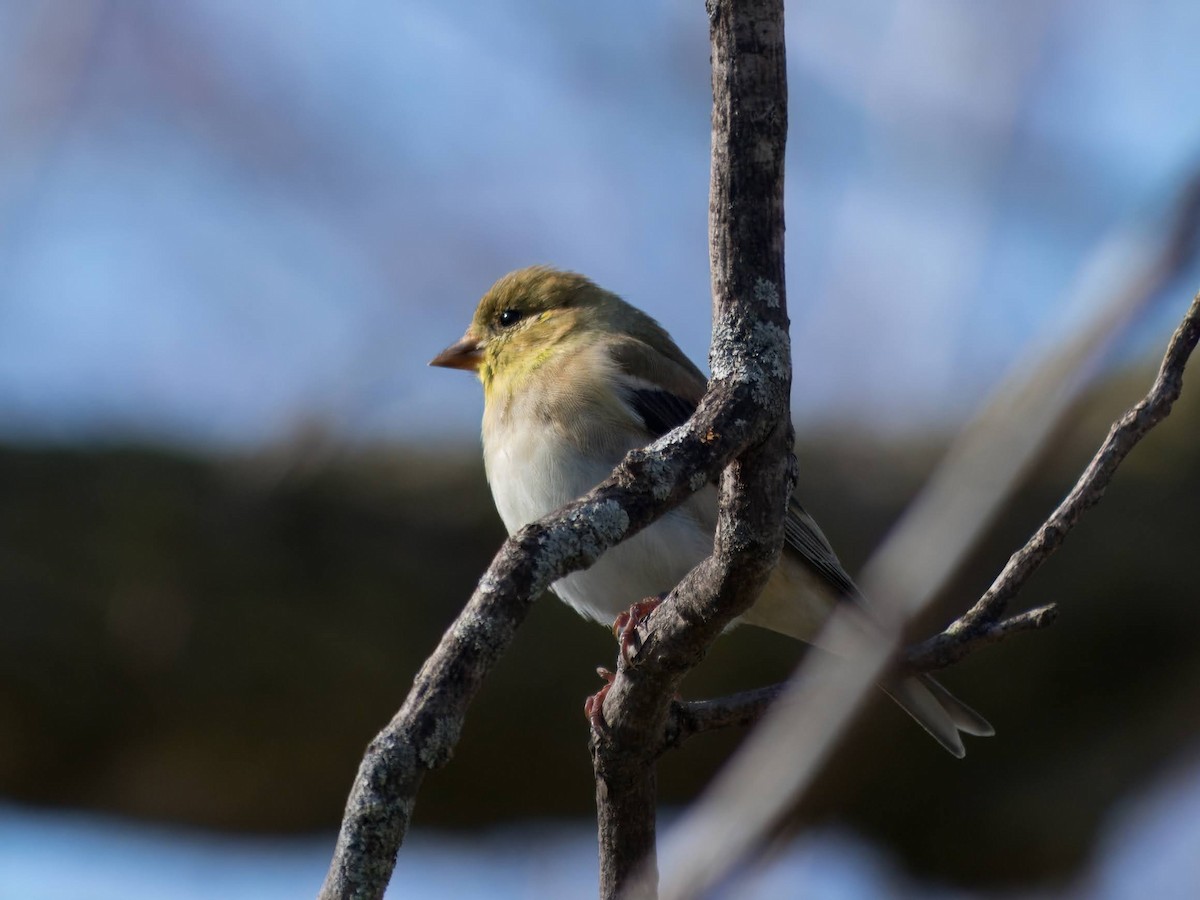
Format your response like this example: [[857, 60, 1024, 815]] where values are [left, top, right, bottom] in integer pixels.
[[483, 415, 610, 535], [481, 397, 712, 624]]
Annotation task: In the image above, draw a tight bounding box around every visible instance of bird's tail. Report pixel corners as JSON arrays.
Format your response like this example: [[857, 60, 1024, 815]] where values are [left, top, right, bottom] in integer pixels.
[[880, 674, 994, 758], [739, 576, 993, 756]]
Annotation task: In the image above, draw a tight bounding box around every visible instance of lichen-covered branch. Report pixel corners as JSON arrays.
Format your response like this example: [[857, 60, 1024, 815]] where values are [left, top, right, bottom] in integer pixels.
[[589, 2, 791, 898]]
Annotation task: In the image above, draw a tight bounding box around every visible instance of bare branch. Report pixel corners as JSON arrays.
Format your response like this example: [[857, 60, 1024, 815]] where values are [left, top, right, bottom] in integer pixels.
[[322, 345, 802, 900], [948, 290, 1200, 638], [320, 1, 1200, 894], [318, 381, 783, 899], [589, 2, 790, 898], [664, 684, 787, 749], [905, 603, 1059, 673]]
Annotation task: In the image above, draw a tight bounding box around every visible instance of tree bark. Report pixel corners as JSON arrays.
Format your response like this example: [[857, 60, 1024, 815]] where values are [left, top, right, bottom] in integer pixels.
[[591, 1, 790, 897]]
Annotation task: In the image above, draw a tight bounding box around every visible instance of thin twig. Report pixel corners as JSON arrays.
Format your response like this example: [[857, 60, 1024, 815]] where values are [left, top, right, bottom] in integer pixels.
[[664, 684, 787, 749], [905, 603, 1058, 673], [950, 290, 1200, 636], [660, 601, 1058, 751]]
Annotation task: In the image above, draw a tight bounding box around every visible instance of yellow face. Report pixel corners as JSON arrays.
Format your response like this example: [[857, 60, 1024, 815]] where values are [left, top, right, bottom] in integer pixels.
[[429, 265, 702, 418], [429, 267, 611, 393]]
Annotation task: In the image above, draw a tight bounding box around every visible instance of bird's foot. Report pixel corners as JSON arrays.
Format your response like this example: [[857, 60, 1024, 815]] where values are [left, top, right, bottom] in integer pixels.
[[611, 595, 666, 665], [584, 667, 616, 734]]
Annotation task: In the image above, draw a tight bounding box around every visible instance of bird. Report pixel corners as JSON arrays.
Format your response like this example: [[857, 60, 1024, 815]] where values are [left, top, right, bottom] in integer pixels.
[[430, 265, 993, 756]]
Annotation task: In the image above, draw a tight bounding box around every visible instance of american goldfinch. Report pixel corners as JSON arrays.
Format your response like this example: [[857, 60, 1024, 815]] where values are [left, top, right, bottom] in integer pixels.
[[431, 266, 992, 757]]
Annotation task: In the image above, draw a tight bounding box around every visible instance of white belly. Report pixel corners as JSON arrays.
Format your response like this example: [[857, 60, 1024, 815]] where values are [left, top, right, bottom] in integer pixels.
[[553, 505, 713, 624], [483, 420, 712, 624]]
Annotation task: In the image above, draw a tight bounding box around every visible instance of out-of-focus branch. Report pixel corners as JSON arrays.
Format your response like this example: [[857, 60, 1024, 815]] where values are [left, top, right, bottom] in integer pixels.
[[655, 176, 1200, 899], [651, 288, 1199, 870]]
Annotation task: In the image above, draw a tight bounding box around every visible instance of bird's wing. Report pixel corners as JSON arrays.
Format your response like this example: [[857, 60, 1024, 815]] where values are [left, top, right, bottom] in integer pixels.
[[608, 336, 862, 602], [607, 337, 707, 439], [623, 386, 697, 437], [783, 497, 861, 601]]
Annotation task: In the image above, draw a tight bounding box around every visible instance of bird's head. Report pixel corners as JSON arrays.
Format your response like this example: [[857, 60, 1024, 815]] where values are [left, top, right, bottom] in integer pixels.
[[430, 266, 647, 395]]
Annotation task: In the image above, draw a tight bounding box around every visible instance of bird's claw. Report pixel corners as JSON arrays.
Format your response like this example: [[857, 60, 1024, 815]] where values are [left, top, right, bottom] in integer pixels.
[[611, 595, 665, 665], [584, 667, 616, 734], [589, 595, 667, 732]]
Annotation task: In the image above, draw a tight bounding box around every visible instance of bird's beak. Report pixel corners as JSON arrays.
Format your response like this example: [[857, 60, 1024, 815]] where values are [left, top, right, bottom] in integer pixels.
[[429, 332, 484, 371]]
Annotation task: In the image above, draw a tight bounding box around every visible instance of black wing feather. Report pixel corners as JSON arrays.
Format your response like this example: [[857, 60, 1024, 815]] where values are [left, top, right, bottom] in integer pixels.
[[783, 498, 861, 601], [625, 387, 697, 439], [624, 383, 860, 602]]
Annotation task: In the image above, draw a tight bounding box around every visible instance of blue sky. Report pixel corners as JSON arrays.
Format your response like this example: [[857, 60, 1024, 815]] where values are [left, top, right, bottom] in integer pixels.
[[1, 0, 1198, 447]]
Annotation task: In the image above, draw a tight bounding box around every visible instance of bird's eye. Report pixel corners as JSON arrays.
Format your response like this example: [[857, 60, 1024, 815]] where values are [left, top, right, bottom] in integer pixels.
[[497, 308, 522, 328]]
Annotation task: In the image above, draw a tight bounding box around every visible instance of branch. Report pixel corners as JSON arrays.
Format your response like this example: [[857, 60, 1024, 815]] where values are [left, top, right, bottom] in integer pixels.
[[653, 288, 1200, 748], [905, 603, 1058, 673], [665, 684, 787, 749], [590, 2, 790, 898], [649, 291, 1200, 890], [945, 290, 1200, 637]]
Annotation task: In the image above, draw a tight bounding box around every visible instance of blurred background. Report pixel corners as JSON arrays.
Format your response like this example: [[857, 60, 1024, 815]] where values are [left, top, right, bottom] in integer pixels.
[[2, 1, 1199, 897]]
